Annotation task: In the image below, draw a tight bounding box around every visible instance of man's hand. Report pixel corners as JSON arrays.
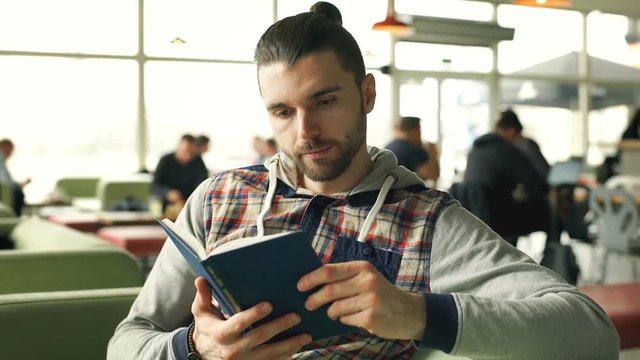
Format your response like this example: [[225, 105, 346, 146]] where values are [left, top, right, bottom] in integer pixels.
[[191, 277, 312, 360], [297, 261, 426, 341], [167, 189, 184, 203]]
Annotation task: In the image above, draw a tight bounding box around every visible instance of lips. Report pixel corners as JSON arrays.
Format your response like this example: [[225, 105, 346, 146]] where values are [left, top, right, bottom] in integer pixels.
[[302, 145, 332, 159]]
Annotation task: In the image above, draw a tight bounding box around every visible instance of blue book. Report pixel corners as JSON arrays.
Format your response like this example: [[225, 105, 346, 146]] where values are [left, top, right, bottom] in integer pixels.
[[157, 218, 356, 342]]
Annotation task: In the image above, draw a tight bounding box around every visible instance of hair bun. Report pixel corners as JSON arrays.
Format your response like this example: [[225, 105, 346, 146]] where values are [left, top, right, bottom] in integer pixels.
[[310, 2, 342, 25]]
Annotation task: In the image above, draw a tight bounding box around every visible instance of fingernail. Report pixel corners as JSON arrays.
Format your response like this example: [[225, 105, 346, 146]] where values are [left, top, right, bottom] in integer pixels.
[[289, 314, 301, 325], [301, 334, 312, 345], [261, 303, 272, 312]]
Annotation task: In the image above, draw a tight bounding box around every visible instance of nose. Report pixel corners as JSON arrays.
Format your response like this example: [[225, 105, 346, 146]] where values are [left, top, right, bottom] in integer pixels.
[[296, 110, 320, 140]]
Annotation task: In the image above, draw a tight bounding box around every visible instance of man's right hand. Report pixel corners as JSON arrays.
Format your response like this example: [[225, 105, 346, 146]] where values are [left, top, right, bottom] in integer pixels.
[[191, 277, 312, 360]]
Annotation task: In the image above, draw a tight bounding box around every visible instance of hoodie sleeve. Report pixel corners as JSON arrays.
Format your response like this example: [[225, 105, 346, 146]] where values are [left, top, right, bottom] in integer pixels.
[[424, 202, 619, 359], [107, 179, 211, 360]]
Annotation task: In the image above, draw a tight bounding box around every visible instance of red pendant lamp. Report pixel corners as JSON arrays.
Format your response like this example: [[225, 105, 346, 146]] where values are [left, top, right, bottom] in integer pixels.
[[372, 0, 413, 36]]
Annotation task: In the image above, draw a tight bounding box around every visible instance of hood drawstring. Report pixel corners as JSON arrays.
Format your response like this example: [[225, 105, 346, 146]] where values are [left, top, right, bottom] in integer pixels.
[[256, 159, 280, 238], [356, 173, 398, 243], [256, 161, 397, 243]]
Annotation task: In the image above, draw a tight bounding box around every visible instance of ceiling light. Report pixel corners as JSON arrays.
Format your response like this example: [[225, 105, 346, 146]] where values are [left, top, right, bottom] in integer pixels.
[[513, 0, 571, 7], [372, 0, 413, 36]]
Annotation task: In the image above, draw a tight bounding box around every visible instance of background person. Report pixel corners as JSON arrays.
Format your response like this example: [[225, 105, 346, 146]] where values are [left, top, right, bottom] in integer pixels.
[[0, 138, 30, 215]]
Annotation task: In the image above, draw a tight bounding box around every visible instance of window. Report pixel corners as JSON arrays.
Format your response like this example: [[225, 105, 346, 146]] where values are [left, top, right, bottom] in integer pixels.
[[498, 5, 583, 76], [0, 56, 138, 202], [396, 42, 493, 73], [145, 61, 269, 172], [396, 0, 494, 22], [0, 0, 137, 55], [144, 0, 273, 61]]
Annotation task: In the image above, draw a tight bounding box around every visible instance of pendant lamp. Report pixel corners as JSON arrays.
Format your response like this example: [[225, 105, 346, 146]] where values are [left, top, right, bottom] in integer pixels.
[[372, 0, 412, 36]]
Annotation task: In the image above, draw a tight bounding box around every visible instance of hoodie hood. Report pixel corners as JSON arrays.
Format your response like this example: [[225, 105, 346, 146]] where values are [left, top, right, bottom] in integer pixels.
[[264, 146, 425, 195]]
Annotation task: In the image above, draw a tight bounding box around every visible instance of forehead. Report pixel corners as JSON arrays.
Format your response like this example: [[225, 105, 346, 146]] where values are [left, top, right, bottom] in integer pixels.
[[257, 51, 354, 100]]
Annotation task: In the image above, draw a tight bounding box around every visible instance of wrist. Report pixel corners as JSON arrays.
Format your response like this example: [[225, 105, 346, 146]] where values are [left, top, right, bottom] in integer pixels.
[[409, 293, 426, 341], [187, 322, 202, 360]]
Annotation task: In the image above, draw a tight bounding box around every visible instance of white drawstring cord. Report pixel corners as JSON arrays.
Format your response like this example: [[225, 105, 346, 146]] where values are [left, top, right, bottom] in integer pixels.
[[256, 160, 279, 238], [356, 173, 398, 243]]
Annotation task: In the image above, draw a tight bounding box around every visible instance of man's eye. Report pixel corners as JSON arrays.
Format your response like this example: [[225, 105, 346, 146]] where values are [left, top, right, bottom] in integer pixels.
[[274, 109, 293, 119], [317, 98, 336, 108]]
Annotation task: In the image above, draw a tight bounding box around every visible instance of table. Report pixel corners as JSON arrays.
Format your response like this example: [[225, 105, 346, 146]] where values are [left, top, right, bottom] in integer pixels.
[[580, 283, 640, 349], [97, 225, 167, 258], [47, 212, 100, 233]]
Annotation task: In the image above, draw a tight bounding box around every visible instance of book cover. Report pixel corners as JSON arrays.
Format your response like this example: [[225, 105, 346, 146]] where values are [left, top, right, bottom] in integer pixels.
[[157, 218, 356, 342]]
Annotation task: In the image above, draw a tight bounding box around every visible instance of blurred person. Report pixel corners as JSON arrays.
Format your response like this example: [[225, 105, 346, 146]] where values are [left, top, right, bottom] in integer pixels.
[[385, 116, 439, 184], [0, 138, 30, 215], [463, 121, 550, 245], [109, 3, 618, 359], [263, 138, 279, 158], [495, 109, 550, 180], [195, 135, 211, 156], [621, 108, 640, 140], [152, 134, 209, 216]]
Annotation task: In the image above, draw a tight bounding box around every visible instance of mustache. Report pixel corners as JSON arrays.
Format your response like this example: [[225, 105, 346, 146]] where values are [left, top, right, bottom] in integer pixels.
[[294, 139, 337, 154]]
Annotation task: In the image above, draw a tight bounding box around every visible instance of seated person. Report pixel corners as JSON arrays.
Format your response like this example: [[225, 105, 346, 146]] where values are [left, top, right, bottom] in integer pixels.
[[464, 124, 550, 245], [152, 134, 209, 217], [385, 116, 439, 184], [0, 138, 30, 215]]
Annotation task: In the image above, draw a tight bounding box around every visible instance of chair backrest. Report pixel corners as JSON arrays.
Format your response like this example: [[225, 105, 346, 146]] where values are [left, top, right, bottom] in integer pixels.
[[605, 175, 640, 196], [0, 181, 14, 210], [589, 186, 639, 253], [97, 178, 151, 211], [54, 177, 100, 198]]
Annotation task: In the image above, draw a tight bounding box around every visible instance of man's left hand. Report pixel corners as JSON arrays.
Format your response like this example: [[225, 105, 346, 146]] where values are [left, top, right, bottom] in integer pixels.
[[297, 260, 426, 341]]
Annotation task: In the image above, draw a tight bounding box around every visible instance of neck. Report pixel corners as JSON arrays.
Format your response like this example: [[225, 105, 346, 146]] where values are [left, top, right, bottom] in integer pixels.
[[299, 146, 372, 194]]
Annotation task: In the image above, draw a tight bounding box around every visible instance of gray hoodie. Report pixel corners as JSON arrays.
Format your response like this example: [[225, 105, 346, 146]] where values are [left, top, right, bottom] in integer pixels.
[[108, 147, 618, 359]]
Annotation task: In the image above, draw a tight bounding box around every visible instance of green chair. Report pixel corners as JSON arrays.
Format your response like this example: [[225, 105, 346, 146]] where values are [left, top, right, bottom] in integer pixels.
[[0, 180, 14, 211], [55, 177, 100, 199], [0, 287, 140, 360], [97, 178, 151, 211]]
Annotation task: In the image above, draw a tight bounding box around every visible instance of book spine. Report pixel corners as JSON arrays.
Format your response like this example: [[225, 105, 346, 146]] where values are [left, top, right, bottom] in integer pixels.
[[206, 264, 242, 315]]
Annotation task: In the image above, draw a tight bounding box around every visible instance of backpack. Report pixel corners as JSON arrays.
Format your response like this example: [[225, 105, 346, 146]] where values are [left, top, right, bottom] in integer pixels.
[[540, 242, 580, 285]]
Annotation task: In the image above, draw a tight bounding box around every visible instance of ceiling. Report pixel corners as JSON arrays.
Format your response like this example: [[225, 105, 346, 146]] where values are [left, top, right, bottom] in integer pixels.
[[479, 0, 640, 18]]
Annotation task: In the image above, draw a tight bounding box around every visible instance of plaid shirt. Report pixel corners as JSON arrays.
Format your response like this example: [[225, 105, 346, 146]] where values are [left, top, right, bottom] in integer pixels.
[[201, 165, 453, 359]]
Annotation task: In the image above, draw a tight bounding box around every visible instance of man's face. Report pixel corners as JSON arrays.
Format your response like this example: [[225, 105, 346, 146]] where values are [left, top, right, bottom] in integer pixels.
[[176, 140, 197, 163], [258, 51, 375, 182]]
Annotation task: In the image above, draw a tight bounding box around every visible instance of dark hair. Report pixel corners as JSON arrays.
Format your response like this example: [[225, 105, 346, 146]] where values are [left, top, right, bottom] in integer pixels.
[[254, 1, 365, 85], [195, 135, 210, 145], [180, 134, 196, 143], [265, 138, 278, 148], [495, 109, 523, 132], [396, 116, 421, 132], [0, 138, 14, 148]]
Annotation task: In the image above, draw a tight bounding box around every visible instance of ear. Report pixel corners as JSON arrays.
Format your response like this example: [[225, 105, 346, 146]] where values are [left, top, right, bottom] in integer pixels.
[[361, 73, 376, 114]]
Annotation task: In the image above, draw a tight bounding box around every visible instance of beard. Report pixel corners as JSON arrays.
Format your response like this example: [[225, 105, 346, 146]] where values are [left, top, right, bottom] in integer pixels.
[[285, 113, 366, 182]]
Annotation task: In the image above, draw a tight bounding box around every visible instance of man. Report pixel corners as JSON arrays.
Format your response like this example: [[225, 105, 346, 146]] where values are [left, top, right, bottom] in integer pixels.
[[463, 113, 550, 245], [494, 109, 550, 180], [109, 3, 618, 359], [385, 116, 439, 183], [151, 134, 209, 214], [0, 138, 29, 215], [195, 135, 211, 156]]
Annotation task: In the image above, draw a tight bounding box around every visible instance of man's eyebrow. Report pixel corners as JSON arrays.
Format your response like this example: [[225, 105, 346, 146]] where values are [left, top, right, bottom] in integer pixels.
[[266, 85, 342, 112], [308, 85, 342, 100]]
